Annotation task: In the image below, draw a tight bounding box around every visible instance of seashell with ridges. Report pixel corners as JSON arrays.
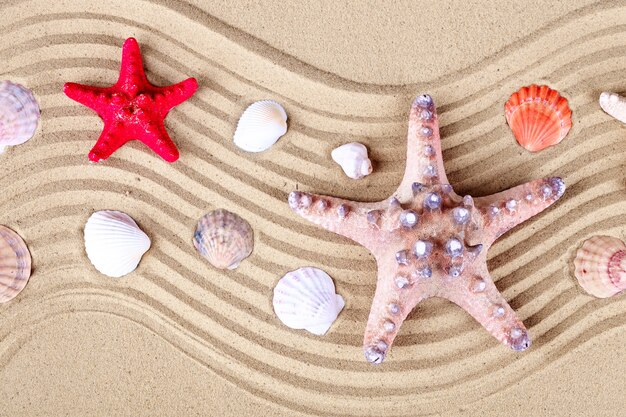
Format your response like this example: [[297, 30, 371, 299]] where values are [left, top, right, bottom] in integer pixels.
[[0, 80, 40, 153], [331, 142, 373, 179], [193, 209, 254, 270], [233, 100, 288, 152], [505, 85, 572, 152], [574, 235, 626, 298], [599, 92, 626, 124], [84, 210, 151, 278], [0, 225, 31, 303], [273, 267, 345, 335]]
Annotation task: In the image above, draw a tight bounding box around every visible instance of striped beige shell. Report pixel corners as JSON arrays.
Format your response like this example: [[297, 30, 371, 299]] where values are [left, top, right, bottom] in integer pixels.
[[574, 236, 626, 298], [0, 225, 32, 303], [193, 209, 254, 270], [0, 81, 40, 153]]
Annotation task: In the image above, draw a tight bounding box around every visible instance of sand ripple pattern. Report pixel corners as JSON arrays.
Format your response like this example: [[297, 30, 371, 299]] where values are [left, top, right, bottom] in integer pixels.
[[0, 1, 625, 416]]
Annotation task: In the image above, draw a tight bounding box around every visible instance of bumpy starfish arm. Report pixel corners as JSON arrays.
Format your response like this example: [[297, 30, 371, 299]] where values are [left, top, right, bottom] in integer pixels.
[[396, 95, 451, 200], [476, 176, 566, 246], [362, 256, 431, 364], [88, 123, 131, 162], [139, 121, 180, 162], [158, 78, 199, 111], [288, 191, 383, 252], [63, 83, 112, 114], [117, 38, 148, 91], [443, 265, 531, 351]]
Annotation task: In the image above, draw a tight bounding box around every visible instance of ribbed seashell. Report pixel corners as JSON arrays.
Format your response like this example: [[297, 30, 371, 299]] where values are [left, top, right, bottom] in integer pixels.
[[0, 81, 40, 153], [331, 142, 373, 179], [193, 209, 254, 270], [84, 210, 151, 278], [505, 85, 572, 152], [0, 225, 31, 303], [273, 267, 345, 335], [574, 236, 626, 298], [233, 100, 288, 152], [599, 92, 626, 124]]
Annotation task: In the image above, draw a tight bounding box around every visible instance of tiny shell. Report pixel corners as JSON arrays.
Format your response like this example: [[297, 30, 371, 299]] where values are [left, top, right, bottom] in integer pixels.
[[505, 85, 572, 152], [233, 100, 287, 152], [599, 92, 626, 124], [0, 81, 40, 153], [84, 210, 151, 278], [193, 209, 253, 270], [331, 142, 373, 179], [0, 225, 31, 303], [273, 267, 345, 335], [574, 236, 626, 298]]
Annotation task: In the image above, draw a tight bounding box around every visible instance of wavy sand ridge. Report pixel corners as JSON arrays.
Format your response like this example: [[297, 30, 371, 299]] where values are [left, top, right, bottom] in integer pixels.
[[0, 1, 625, 416]]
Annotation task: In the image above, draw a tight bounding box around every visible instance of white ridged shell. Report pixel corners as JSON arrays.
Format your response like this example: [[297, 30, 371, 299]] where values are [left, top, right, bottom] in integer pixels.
[[84, 210, 151, 278], [273, 267, 345, 335], [193, 209, 254, 270], [0, 225, 31, 303], [233, 100, 287, 152], [0, 81, 40, 153], [331, 142, 373, 179], [574, 235, 626, 298], [599, 92, 626, 124]]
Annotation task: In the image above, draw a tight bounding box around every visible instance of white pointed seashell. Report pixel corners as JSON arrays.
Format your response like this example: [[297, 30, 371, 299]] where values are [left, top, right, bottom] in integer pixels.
[[0, 81, 40, 153], [331, 142, 373, 179], [272, 267, 345, 335], [233, 100, 287, 152], [599, 92, 626, 124], [84, 210, 151, 278]]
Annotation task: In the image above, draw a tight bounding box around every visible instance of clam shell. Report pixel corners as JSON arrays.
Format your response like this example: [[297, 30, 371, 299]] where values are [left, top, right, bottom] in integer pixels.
[[233, 100, 287, 152], [84, 210, 151, 278], [505, 85, 572, 152], [574, 235, 626, 298], [0, 81, 40, 153], [272, 267, 345, 335], [193, 209, 254, 270], [331, 142, 373, 179], [0, 225, 31, 303], [599, 92, 626, 124]]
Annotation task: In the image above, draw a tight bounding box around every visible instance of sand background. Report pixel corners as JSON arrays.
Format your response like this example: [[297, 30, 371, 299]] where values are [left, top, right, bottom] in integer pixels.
[[0, 0, 625, 416]]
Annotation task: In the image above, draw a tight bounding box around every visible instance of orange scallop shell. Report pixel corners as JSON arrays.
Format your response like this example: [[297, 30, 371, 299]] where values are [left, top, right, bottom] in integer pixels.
[[574, 236, 626, 298], [504, 85, 572, 152]]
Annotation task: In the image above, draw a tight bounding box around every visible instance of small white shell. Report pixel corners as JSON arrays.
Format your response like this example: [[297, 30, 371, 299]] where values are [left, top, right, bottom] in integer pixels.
[[331, 142, 373, 179], [233, 100, 287, 152], [84, 210, 151, 278], [599, 92, 626, 124], [272, 267, 345, 335], [0, 81, 40, 153]]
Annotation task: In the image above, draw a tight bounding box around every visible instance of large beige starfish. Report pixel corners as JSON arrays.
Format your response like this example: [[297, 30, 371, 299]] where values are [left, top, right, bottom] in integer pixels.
[[288, 95, 566, 364]]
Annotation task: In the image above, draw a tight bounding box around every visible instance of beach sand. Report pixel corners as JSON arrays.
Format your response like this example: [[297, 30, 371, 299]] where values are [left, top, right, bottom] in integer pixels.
[[0, 1, 625, 416]]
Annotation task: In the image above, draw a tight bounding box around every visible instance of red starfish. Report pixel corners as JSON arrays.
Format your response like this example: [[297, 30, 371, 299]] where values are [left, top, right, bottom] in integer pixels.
[[63, 37, 198, 163], [288, 95, 566, 364]]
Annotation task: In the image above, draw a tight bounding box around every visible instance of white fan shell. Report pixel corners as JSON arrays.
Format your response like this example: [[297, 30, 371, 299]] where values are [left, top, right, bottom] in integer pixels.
[[233, 100, 288, 152], [84, 210, 151, 278], [273, 267, 345, 335]]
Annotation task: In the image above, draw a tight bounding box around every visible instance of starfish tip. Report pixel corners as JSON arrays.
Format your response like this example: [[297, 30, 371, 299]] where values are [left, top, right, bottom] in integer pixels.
[[88, 150, 105, 163], [364, 347, 385, 365], [510, 331, 532, 352], [549, 176, 566, 198], [123, 37, 139, 49], [287, 191, 308, 211]]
